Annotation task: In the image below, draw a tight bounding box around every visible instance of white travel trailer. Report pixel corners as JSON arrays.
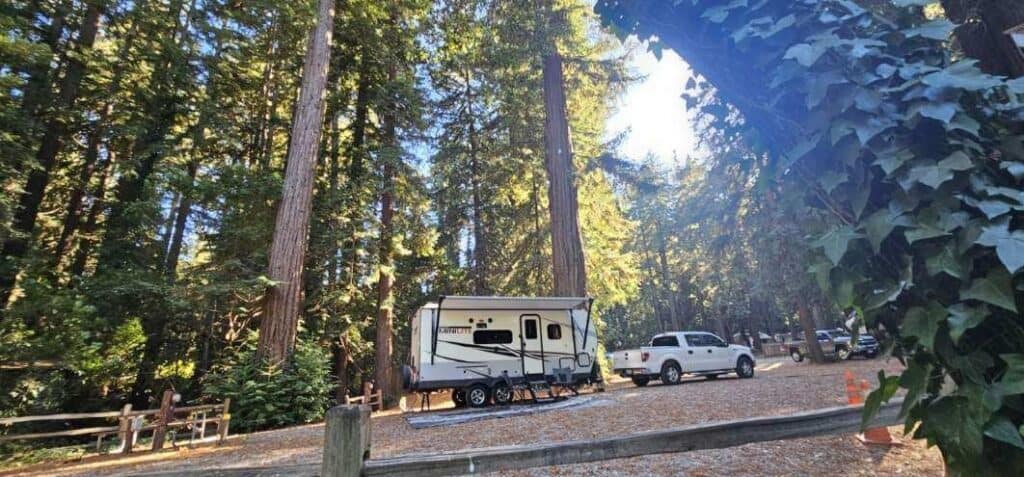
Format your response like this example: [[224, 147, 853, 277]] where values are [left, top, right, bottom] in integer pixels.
[[401, 296, 600, 407]]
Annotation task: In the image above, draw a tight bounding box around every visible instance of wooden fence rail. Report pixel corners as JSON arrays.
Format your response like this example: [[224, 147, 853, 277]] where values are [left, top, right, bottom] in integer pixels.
[[0, 392, 231, 454], [349, 400, 903, 477], [133, 399, 904, 477]]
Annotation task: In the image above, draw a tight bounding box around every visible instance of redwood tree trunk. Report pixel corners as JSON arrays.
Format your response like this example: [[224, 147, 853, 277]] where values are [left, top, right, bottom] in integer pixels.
[[375, 60, 398, 407], [942, 0, 1024, 78], [542, 51, 587, 297], [257, 0, 335, 364], [798, 304, 827, 363]]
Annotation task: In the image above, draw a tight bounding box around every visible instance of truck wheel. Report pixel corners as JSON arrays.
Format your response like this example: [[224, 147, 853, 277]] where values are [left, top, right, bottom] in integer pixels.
[[736, 356, 755, 379], [631, 376, 650, 387], [660, 362, 682, 385], [452, 389, 467, 408], [790, 350, 803, 362], [467, 384, 490, 408], [491, 383, 513, 405]]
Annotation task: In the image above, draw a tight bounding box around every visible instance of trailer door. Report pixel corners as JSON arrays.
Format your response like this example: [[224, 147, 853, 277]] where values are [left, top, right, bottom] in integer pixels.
[[520, 314, 545, 376]]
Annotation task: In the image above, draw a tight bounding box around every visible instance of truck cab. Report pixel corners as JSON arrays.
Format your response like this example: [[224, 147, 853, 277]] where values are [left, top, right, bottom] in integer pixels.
[[611, 332, 756, 387]]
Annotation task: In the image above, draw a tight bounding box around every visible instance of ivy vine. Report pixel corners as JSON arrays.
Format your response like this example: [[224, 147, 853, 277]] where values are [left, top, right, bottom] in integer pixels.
[[597, 0, 1024, 473]]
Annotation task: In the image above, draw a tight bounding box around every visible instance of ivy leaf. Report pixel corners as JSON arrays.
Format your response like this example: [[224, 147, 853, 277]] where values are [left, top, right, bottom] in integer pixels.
[[861, 208, 905, 254], [919, 397, 986, 464], [947, 303, 988, 344], [948, 114, 982, 137], [921, 60, 1003, 92], [998, 354, 1024, 396], [984, 415, 1024, 450], [910, 102, 957, 124], [899, 362, 931, 419], [904, 220, 950, 244], [818, 170, 847, 194], [864, 280, 904, 311], [961, 269, 1018, 313], [862, 370, 900, 431], [903, 303, 945, 350], [906, 164, 955, 189], [948, 351, 994, 385], [1001, 162, 1024, 180], [904, 20, 955, 41], [938, 151, 973, 171], [814, 226, 863, 266], [781, 133, 821, 169], [784, 43, 827, 67], [925, 241, 966, 279], [976, 220, 1024, 274], [807, 259, 832, 293], [874, 148, 914, 175]]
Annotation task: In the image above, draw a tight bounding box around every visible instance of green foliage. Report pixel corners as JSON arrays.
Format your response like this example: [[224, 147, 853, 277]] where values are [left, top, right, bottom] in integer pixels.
[[203, 336, 331, 433], [597, 0, 1024, 473]]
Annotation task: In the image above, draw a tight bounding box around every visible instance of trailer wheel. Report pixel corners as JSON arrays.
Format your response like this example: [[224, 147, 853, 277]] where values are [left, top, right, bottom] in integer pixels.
[[790, 350, 803, 362], [467, 384, 490, 408], [491, 383, 513, 405], [451, 389, 467, 408]]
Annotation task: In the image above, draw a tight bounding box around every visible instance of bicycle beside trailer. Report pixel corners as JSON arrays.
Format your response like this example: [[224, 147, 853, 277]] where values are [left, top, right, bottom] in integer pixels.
[[400, 296, 600, 407]]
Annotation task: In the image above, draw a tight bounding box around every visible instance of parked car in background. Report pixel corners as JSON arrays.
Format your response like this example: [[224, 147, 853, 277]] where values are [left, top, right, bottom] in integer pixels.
[[789, 328, 879, 362], [611, 332, 756, 387]]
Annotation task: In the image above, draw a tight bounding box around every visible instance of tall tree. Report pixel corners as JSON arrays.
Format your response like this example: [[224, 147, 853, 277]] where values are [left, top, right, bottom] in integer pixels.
[[541, 8, 587, 297], [257, 0, 336, 364], [0, 2, 103, 304]]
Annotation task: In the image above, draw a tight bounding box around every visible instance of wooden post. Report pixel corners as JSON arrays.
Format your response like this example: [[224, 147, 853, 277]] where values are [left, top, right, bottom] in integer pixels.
[[321, 405, 370, 477], [151, 390, 174, 451], [218, 398, 231, 444], [118, 403, 133, 454]]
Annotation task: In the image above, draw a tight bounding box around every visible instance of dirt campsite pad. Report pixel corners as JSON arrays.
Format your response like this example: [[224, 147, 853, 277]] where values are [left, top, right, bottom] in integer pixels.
[[7, 357, 945, 477]]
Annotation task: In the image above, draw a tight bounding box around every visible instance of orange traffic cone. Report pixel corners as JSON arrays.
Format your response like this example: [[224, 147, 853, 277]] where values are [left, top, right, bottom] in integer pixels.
[[852, 377, 899, 446]]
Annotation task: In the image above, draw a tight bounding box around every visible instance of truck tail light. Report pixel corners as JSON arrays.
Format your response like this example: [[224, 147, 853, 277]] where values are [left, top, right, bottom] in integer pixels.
[[641, 352, 650, 362]]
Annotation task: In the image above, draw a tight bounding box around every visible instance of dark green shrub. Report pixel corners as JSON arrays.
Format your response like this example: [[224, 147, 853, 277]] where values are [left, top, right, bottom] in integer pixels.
[[203, 336, 331, 432]]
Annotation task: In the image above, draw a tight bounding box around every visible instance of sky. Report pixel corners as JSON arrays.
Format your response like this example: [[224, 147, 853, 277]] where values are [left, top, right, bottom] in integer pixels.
[[605, 45, 698, 166]]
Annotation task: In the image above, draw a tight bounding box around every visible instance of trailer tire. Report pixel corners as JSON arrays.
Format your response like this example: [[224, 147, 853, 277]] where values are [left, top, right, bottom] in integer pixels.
[[660, 361, 682, 385], [451, 389, 467, 408], [467, 384, 490, 408], [791, 350, 803, 362], [400, 365, 413, 391], [631, 376, 650, 387], [491, 383, 513, 405]]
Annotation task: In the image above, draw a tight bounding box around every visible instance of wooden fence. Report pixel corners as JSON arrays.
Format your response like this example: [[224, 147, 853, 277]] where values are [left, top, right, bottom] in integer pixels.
[[128, 399, 904, 477], [343, 382, 382, 412], [0, 391, 231, 454]]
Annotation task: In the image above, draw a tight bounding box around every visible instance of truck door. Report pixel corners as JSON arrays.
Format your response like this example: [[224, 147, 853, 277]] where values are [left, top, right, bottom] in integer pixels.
[[704, 334, 733, 369], [519, 314, 544, 376], [682, 334, 712, 372]]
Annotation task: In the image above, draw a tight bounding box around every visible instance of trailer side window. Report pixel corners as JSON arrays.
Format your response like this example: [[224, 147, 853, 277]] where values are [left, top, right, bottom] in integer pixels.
[[547, 324, 562, 340], [473, 330, 513, 345], [524, 319, 538, 339]]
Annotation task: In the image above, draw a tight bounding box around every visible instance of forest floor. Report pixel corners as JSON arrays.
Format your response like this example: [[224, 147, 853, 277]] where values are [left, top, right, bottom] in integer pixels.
[[5, 356, 945, 476]]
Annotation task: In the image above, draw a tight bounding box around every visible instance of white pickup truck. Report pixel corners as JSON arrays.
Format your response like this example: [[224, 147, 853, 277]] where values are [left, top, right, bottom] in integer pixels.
[[612, 332, 756, 386]]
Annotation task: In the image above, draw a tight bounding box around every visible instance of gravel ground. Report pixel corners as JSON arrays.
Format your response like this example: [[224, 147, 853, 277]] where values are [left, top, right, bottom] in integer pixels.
[[4, 357, 945, 476]]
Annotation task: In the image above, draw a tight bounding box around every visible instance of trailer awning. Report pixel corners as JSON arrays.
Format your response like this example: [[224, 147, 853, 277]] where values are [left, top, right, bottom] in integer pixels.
[[435, 296, 591, 310]]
